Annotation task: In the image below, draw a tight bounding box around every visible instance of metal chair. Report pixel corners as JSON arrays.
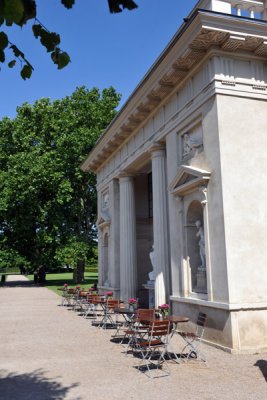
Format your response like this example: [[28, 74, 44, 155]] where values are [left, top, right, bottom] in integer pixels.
[[73, 290, 88, 312], [90, 295, 107, 325], [83, 293, 97, 318], [137, 319, 171, 378], [61, 288, 75, 307], [177, 312, 207, 362], [101, 299, 121, 329], [123, 308, 156, 352]]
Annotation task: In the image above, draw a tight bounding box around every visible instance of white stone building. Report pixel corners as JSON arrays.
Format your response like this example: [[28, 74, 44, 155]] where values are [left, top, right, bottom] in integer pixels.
[[81, 0, 267, 353]]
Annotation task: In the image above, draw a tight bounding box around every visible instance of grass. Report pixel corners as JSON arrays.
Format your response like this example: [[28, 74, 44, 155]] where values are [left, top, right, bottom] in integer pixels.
[[27, 272, 98, 296]]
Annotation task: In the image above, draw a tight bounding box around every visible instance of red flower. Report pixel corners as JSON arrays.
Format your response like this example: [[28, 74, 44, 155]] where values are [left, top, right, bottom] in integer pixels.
[[128, 298, 137, 304], [159, 303, 169, 309]]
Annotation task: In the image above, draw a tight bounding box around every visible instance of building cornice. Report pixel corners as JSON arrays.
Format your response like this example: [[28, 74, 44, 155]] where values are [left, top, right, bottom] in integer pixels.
[[81, 9, 267, 173]]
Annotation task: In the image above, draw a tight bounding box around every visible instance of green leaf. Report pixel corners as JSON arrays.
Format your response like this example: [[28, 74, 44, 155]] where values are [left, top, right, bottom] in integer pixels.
[[10, 44, 24, 58], [40, 31, 60, 52], [57, 51, 70, 69], [61, 0, 75, 9], [20, 64, 32, 80], [51, 48, 70, 69], [108, 0, 138, 13], [4, 0, 24, 25], [32, 23, 42, 38], [0, 31, 8, 49], [8, 59, 16, 68], [0, 49, 5, 62], [51, 48, 60, 64], [19, 0, 36, 25]]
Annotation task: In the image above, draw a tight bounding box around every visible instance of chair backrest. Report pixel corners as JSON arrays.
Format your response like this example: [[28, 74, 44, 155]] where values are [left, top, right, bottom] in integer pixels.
[[135, 309, 156, 328], [136, 308, 155, 320], [86, 294, 94, 303], [106, 299, 120, 310], [197, 312, 207, 327], [148, 320, 171, 338], [196, 312, 207, 338], [92, 295, 105, 304]]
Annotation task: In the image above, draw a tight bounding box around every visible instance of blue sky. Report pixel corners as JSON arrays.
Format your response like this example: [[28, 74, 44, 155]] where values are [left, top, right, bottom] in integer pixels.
[[1, 0, 197, 119]]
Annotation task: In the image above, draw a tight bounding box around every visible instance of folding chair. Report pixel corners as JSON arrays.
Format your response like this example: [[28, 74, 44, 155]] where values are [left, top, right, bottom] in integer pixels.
[[112, 305, 133, 341], [101, 299, 121, 329], [73, 290, 88, 312], [177, 312, 207, 361], [137, 319, 171, 378], [83, 294, 97, 318], [123, 308, 156, 352], [60, 287, 69, 306], [61, 288, 75, 307], [90, 295, 107, 325]]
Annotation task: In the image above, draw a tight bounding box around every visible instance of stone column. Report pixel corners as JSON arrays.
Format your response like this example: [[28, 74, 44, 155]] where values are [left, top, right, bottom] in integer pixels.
[[150, 143, 170, 307], [119, 175, 137, 301], [97, 228, 103, 286]]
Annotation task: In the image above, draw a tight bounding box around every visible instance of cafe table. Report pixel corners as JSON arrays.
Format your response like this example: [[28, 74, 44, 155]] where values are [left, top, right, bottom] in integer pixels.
[[113, 307, 136, 340], [127, 314, 189, 362], [163, 315, 189, 363], [90, 297, 107, 326]]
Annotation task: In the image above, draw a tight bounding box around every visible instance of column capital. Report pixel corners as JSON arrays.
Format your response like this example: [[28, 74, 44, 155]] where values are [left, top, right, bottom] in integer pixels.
[[117, 170, 135, 181], [149, 141, 166, 158]]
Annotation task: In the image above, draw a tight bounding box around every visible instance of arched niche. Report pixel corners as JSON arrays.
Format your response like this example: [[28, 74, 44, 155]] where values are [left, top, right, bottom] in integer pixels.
[[97, 211, 111, 287], [169, 165, 210, 298], [186, 200, 207, 294]]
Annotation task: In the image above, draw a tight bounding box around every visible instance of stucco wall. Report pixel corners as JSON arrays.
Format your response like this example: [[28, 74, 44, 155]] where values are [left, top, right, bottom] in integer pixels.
[[217, 95, 267, 305]]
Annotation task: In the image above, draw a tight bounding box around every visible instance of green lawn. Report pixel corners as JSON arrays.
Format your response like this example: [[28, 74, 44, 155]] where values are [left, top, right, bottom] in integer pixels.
[[27, 272, 98, 296]]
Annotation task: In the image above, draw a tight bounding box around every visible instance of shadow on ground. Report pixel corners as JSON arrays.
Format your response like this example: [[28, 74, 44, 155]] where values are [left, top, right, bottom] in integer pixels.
[[0, 369, 80, 400], [255, 359, 267, 382], [0, 280, 35, 288], [44, 278, 96, 288], [0, 277, 96, 289]]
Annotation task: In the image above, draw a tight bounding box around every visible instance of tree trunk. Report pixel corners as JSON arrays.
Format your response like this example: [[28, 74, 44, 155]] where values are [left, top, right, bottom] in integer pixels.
[[73, 259, 85, 284]]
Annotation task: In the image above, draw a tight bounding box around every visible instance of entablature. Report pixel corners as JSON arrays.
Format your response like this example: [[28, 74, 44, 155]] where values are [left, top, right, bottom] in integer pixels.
[[81, 8, 267, 174]]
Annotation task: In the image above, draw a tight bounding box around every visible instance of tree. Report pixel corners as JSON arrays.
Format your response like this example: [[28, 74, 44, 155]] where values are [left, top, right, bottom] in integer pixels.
[[0, 86, 121, 281], [0, 0, 138, 79]]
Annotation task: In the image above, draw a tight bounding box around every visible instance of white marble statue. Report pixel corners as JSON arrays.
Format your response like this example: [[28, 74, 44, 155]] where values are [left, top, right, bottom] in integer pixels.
[[195, 220, 206, 270], [148, 244, 156, 281]]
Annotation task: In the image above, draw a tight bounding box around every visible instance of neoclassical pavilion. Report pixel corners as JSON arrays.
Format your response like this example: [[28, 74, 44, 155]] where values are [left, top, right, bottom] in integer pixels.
[[82, 0, 267, 353]]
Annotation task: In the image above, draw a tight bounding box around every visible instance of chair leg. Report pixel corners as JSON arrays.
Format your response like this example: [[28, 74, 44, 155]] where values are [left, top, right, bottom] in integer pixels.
[[138, 346, 170, 378], [180, 337, 206, 362]]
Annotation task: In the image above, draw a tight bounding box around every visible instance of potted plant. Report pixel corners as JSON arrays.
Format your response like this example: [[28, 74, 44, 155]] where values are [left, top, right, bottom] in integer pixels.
[[159, 303, 170, 318], [128, 298, 138, 311]]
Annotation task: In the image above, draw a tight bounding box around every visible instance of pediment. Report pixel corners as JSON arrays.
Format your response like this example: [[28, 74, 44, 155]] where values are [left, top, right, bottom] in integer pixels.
[[169, 165, 211, 197]]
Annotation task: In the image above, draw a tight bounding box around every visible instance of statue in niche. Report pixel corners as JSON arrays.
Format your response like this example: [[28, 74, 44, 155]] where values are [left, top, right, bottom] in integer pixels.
[[195, 220, 206, 270], [183, 133, 202, 157], [148, 244, 156, 281], [102, 192, 109, 209]]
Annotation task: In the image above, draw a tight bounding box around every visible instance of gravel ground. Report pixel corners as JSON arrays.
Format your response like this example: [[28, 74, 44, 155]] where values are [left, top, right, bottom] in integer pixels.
[[0, 275, 266, 400]]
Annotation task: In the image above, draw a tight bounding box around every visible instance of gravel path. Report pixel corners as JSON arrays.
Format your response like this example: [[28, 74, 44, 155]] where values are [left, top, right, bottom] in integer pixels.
[[0, 275, 266, 400]]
